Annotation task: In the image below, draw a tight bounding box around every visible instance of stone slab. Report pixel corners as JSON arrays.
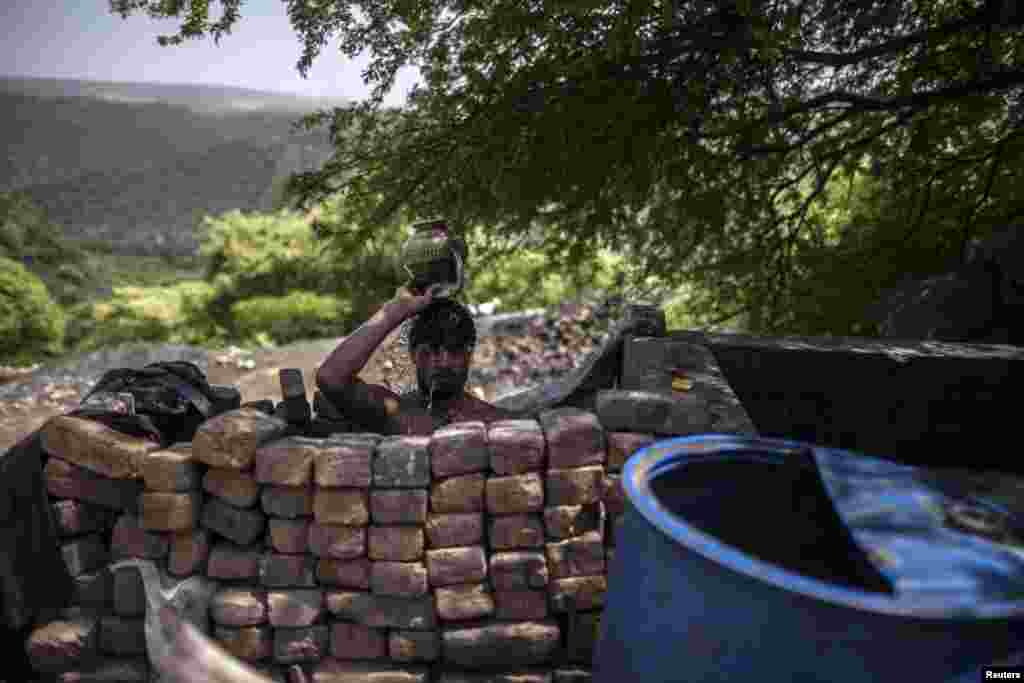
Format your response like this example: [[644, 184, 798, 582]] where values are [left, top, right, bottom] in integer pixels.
[[488, 419, 546, 475], [203, 468, 261, 508], [192, 408, 288, 470], [430, 422, 488, 478], [441, 621, 561, 669], [374, 436, 430, 488], [325, 592, 436, 630], [41, 415, 158, 480], [139, 442, 200, 492], [537, 409, 605, 469]]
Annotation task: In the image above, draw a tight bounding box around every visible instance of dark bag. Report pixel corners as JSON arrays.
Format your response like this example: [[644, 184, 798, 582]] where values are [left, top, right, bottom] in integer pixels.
[[76, 361, 240, 446]]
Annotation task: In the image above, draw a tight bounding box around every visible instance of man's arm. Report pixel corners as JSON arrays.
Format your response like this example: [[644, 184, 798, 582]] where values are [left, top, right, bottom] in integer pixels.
[[316, 287, 434, 431]]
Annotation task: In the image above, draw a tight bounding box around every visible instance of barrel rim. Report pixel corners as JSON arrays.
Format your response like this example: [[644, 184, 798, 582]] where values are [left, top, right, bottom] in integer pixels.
[[623, 434, 1024, 620]]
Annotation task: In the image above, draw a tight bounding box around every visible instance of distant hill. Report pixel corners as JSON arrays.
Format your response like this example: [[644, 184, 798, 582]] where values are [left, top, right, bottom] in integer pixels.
[[1, 76, 348, 256]]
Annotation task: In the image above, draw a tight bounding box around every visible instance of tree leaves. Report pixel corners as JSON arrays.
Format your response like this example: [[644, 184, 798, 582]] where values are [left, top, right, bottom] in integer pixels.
[[109, 0, 1024, 336]]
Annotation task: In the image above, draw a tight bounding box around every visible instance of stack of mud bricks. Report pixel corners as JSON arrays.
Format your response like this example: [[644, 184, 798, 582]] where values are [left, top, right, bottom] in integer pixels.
[[25, 313, 753, 682]]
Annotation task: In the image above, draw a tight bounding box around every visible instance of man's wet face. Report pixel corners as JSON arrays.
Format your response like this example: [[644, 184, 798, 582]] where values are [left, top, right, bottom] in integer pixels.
[[413, 343, 471, 399]]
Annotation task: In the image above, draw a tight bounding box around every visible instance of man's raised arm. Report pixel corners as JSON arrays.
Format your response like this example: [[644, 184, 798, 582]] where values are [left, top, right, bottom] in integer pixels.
[[315, 287, 435, 429]]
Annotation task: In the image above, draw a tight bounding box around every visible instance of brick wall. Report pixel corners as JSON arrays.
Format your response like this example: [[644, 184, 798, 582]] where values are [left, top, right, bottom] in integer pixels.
[[26, 338, 753, 682]]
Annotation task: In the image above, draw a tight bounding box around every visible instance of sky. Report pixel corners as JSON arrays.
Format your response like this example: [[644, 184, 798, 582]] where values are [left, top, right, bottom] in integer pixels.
[[1, 0, 422, 108]]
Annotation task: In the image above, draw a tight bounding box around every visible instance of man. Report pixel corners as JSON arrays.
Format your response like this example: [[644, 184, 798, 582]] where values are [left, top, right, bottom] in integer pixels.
[[316, 285, 514, 435]]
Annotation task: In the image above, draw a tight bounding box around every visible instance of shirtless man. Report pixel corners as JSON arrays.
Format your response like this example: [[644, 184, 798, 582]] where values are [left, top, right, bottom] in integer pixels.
[[316, 286, 514, 435]]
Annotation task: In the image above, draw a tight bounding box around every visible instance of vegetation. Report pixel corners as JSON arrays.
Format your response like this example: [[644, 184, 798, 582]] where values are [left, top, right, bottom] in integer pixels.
[[111, 0, 1024, 337], [0, 257, 65, 364]]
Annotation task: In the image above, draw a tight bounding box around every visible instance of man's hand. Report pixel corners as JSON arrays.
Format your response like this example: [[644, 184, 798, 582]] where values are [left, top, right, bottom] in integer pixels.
[[392, 284, 440, 317]]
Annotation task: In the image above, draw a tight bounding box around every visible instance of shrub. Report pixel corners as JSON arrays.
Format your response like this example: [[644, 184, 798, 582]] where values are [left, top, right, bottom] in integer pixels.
[[230, 291, 350, 345], [65, 281, 220, 352], [0, 256, 65, 364]]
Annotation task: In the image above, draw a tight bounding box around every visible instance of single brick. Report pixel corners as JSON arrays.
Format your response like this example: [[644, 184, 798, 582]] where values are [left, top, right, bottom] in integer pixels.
[[139, 443, 200, 492], [74, 569, 112, 608], [548, 576, 608, 613], [214, 625, 273, 661], [368, 526, 424, 562], [425, 546, 487, 587], [437, 673, 551, 683], [543, 503, 604, 540], [488, 419, 546, 474], [113, 565, 147, 617], [62, 534, 109, 577], [388, 630, 439, 663], [430, 473, 485, 513], [268, 589, 324, 627], [261, 553, 317, 587], [566, 611, 602, 664], [267, 518, 311, 554], [201, 497, 266, 546], [545, 532, 605, 579], [317, 558, 372, 589], [601, 474, 626, 518], [490, 514, 545, 550], [52, 499, 112, 537], [99, 615, 146, 656], [255, 436, 319, 486], [538, 408, 605, 469], [487, 473, 544, 514], [41, 414, 159, 480], [313, 489, 369, 525], [211, 588, 268, 626], [424, 512, 483, 549], [494, 590, 548, 621], [313, 659, 428, 681], [370, 489, 428, 524], [434, 583, 494, 621], [207, 541, 262, 580], [192, 408, 288, 470], [594, 389, 710, 436], [373, 436, 430, 488], [54, 657, 150, 682], [139, 490, 201, 531], [168, 528, 211, 576], [325, 592, 437, 630], [441, 621, 560, 669], [370, 562, 428, 598], [111, 514, 168, 560], [46, 457, 141, 512], [309, 524, 366, 560], [262, 485, 315, 518], [545, 468, 604, 506], [330, 622, 388, 660], [606, 432, 656, 471], [274, 625, 329, 664], [430, 421, 488, 478], [26, 613, 99, 674], [203, 468, 261, 508], [490, 551, 550, 590], [314, 434, 378, 487]]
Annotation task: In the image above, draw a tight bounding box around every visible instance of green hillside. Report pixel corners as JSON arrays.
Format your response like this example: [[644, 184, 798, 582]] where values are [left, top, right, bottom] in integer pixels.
[[0, 78, 339, 258]]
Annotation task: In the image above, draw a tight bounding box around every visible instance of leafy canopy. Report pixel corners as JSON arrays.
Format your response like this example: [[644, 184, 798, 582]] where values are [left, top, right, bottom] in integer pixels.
[[110, 0, 1024, 334]]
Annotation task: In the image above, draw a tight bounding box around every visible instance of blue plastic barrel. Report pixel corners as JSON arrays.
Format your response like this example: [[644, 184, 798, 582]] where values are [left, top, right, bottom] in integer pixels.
[[593, 435, 1024, 683]]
